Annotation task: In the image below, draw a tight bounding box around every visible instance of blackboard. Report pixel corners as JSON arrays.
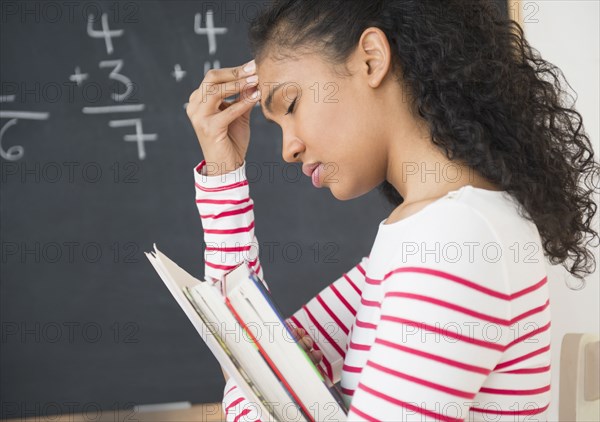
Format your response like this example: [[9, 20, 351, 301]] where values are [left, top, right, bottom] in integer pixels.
[[0, 0, 509, 418]]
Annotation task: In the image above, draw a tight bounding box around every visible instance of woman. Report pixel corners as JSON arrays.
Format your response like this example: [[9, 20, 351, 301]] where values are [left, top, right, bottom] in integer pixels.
[[186, 1, 599, 420]]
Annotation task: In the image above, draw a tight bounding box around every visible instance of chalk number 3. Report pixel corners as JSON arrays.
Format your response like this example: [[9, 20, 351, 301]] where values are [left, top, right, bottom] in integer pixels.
[[99, 60, 133, 103]]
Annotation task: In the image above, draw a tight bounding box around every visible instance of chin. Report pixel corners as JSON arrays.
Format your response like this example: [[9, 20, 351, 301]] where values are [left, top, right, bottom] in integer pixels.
[[328, 183, 370, 201]]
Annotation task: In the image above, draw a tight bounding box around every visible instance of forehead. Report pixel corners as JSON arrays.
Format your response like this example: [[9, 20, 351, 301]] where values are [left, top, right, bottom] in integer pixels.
[[257, 54, 321, 79], [256, 54, 337, 115]]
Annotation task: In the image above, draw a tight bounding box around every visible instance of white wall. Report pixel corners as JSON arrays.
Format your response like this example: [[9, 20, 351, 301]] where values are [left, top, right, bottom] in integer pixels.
[[516, 1, 600, 420]]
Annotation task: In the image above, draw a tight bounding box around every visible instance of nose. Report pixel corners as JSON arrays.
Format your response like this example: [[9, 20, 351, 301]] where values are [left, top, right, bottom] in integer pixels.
[[282, 134, 304, 163]]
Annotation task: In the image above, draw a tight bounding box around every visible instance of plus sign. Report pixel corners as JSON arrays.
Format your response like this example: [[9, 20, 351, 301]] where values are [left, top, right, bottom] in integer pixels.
[[69, 66, 89, 86], [171, 64, 186, 82]]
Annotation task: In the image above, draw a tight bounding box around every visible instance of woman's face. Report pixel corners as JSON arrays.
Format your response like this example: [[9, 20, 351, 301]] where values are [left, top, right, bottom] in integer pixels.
[[256, 52, 393, 201]]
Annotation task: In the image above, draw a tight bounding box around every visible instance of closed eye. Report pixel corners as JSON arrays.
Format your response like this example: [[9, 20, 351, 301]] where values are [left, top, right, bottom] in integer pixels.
[[284, 97, 297, 115]]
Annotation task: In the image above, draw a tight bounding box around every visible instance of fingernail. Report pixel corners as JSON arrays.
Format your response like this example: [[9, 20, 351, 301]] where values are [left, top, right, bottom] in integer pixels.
[[250, 90, 260, 100], [246, 75, 258, 84], [243, 60, 256, 74]]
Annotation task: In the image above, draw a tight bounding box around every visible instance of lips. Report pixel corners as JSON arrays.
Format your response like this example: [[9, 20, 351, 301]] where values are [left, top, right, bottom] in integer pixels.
[[302, 162, 321, 177]]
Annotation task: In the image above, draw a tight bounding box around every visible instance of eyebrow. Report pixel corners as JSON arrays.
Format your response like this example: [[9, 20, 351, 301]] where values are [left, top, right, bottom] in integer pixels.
[[261, 84, 284, 123]]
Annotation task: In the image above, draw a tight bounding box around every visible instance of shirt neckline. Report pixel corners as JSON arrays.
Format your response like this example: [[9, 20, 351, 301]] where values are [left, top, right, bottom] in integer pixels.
[[379, 185, 508, 228]]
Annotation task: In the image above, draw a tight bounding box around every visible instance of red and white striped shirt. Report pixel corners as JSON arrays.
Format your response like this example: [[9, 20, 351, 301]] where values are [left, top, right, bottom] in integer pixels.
[[194, 160, 551, 422]]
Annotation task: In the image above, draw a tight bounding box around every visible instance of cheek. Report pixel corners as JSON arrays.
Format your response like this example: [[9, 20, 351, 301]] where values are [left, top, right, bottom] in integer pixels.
[[302, 96, 376, 177], [304, 116, 383, 200], [304, 100, 356, 151], [305, 102, 342, 134]]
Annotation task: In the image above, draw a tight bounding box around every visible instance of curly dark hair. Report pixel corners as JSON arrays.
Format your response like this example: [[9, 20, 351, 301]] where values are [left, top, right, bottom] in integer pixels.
[[247, 0, 600, 288]]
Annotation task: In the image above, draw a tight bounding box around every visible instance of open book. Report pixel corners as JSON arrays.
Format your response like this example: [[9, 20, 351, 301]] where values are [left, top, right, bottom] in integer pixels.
[[145, 244, 348, 422]]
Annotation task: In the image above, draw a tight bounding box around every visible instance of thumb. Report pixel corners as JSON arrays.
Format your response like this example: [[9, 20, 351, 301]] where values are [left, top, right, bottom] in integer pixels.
[[241, 102, 254, 121]]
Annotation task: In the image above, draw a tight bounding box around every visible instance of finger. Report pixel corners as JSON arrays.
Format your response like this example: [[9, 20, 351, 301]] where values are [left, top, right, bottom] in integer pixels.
[[212, 88, 260, 129], [197, 77, 259, 115], [240, 102, 253, 123], [206, 77, 259, 105], [294, 328, 306, 343], [202, 60, 256, 85], [291, 328, 300, 341], [290, 326, 302, 341], [292, 329, 310, 350], [302, 336, 313, 350], [311, 350, 323, 364]]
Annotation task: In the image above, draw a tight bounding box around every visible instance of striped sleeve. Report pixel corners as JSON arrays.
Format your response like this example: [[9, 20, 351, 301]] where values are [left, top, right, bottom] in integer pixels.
[[194, 160, 368, 421], [346, 205, 514, 421], [194, 160, 264, 285], [194, 160, 265, 422]]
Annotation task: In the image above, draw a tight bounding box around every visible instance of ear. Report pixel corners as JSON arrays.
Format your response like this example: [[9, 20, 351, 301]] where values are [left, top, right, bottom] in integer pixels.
[[356, 27, 392, 89]]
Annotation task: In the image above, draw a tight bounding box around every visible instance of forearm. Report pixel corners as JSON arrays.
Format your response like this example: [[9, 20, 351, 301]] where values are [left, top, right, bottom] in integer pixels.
[[194, 159, 265, 285]]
